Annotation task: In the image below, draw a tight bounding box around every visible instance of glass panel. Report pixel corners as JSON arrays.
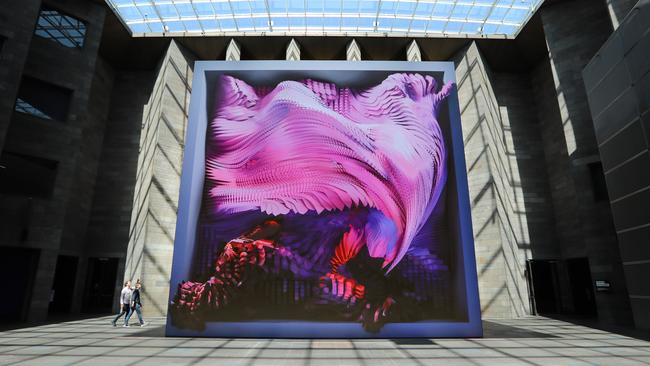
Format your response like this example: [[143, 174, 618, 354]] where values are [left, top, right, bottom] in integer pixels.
[[432, 3, 453, 18], [467, 5, 490, 21], [342, 0, 360, 13], [289, 0, 305, 12], [193, 3, 214, 17], [497, 24, 518, 35], [324, 1, 341, 13], [271, 16, 289, 28], [148, 21, 165, 32], [119, 6, 144, 21], [175, 3, 196, 17], [268, 0, 286, 12], [15, 98, 52, 120], [395, 1, 416, 16], [503, 8, 529, 24], [231, 1, 252, 15], [183, 20, 202, 31], [136, 5, 158, 18], [323, 17, 340, 28], [156, 4, 178, 18], [220, 18, 238, 30], [129, 23, 149, 33], [357, 17, 374, 29], [409, 19, 427, 32], [451, 5, 471, 19], [253, 17, 271, 30], [427, 20, 446, 33], [376, 17, 394, 30], [359, 1, 378, 14], [461, 21, 481, 34], [487, 6, 509, 22], [289, 16, 305, 28], [165, 20, 186, 31], [341, 17, 358, 28], [250, 0, 267, 13], [211, 2, 232, 13], [414, 2, 434, 17], [307, 0, 324, 12], [35, 7, 86, 48], [445, 21, 464, 33], [392, 18, 410, 31], [237, 17, 255, 30]]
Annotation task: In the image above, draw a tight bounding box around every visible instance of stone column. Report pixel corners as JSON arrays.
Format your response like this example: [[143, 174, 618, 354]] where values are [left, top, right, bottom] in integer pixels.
[[346, 39, 361, 61], [286, 38, 300, 60]]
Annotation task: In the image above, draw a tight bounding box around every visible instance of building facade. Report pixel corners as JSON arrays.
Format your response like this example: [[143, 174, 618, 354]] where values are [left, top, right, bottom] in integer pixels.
[[0, 0, 647, 331]]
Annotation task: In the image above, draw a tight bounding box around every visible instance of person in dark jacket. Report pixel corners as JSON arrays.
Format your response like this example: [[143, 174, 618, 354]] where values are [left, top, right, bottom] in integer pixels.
[[125, 280, 146, 327]]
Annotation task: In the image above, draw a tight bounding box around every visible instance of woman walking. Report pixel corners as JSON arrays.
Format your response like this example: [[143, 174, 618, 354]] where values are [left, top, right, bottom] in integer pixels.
[[125, 279, 147, 327]]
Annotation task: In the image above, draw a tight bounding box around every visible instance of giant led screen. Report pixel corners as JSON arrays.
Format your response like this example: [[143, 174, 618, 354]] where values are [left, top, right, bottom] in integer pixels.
[[167, 62, 481, 338]]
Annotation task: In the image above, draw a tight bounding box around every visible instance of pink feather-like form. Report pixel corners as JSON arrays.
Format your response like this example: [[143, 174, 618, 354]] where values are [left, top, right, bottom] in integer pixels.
[[206, 73, 453, 271]]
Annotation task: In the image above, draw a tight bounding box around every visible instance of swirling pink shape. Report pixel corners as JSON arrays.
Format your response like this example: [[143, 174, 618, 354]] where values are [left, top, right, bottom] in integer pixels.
[[206, 73, 453, 271]]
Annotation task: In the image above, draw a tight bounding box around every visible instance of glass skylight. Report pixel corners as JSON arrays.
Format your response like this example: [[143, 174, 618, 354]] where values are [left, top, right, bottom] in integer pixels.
[[106, 0, 544, 38]]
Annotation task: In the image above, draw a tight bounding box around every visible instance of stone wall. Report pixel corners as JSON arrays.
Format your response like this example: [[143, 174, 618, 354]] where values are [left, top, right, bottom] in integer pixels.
[[453, 42, 556, 318], [124, 40, 195, 317]]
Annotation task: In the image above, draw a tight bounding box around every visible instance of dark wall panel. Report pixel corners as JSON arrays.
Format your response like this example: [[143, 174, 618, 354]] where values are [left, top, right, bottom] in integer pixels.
[[583, 0, 650, 331]]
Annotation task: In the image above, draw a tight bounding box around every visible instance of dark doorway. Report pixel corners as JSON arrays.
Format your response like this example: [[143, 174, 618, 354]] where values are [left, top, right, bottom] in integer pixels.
[[0, 247, 39, 323], [82, 257, 118, 313], [526, 259, 561, 315], [49, 255, 79, 314], [566, 257, 597, 318]]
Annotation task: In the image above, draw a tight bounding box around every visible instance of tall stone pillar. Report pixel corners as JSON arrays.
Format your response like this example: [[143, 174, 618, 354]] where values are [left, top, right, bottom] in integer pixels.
[[124, 40, 196, 317], [286, 39, 300, 60], [346, 39, 362, 61]]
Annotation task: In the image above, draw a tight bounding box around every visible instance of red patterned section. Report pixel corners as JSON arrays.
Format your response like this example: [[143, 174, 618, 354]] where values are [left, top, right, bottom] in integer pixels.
[[329, 225, 364, 274], [170, 221, 279, 328]]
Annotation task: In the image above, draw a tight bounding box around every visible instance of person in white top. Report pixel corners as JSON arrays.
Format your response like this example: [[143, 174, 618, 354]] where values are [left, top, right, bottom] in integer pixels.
[[111, 280, 133, 327]]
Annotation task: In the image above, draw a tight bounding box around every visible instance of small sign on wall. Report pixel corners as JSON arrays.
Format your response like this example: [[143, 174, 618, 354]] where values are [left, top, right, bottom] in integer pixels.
[[595, 280, 611, 292]]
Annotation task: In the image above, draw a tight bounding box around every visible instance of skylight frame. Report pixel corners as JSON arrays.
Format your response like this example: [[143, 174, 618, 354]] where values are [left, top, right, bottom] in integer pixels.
[[106, 0, 545, 39]]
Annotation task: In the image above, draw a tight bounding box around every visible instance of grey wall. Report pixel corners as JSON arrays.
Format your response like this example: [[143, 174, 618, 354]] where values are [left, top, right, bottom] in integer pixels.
[[123, 40, 195, 317], [454, 42, 557, 318], [0, 0, 108, 321], [536, 0, 633, 326], [0, 0, 41, 152], [605, 0, 639, 29], [584, 0, 650, 331]]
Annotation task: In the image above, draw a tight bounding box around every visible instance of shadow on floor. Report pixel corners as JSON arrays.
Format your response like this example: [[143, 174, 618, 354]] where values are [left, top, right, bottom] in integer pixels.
[[542, 314, 650, 342], [130, 319, 558, 340], [482, 319, 557, 338], [0, 313, 111, 332]]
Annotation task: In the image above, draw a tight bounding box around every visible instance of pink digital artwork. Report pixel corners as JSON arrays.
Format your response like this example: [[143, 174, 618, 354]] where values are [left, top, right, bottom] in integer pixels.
[[170, 73, 456, 332]]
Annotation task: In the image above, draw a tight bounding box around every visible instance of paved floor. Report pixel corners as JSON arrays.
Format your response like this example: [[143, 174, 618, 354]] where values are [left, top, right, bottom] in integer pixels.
[[0, 316, 649, 365]]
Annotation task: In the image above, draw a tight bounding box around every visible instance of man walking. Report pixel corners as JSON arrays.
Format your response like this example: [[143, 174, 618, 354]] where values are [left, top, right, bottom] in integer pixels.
[[112, 280, 132, 327], [125, 279, 146, 327]]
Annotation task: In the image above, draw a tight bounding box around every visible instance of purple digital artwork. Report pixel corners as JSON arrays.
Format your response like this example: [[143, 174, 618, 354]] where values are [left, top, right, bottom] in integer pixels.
[[170, 73, 457, 332]]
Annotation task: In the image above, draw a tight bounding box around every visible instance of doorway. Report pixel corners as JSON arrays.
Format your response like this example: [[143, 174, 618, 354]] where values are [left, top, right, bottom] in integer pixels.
[[0, 247, 39, 323], [49, 255, 79, 314], [566, 257, 597, 318], [526, 259, 562, 315], [82, 257, 118, 313]]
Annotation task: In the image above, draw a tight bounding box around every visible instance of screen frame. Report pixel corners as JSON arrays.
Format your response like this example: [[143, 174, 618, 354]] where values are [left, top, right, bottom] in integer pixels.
[[166, 61, 482, 338]]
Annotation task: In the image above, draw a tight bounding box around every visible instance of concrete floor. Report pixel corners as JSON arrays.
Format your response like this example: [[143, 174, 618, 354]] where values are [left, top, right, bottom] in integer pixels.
[[0, 316, 649, 365]]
